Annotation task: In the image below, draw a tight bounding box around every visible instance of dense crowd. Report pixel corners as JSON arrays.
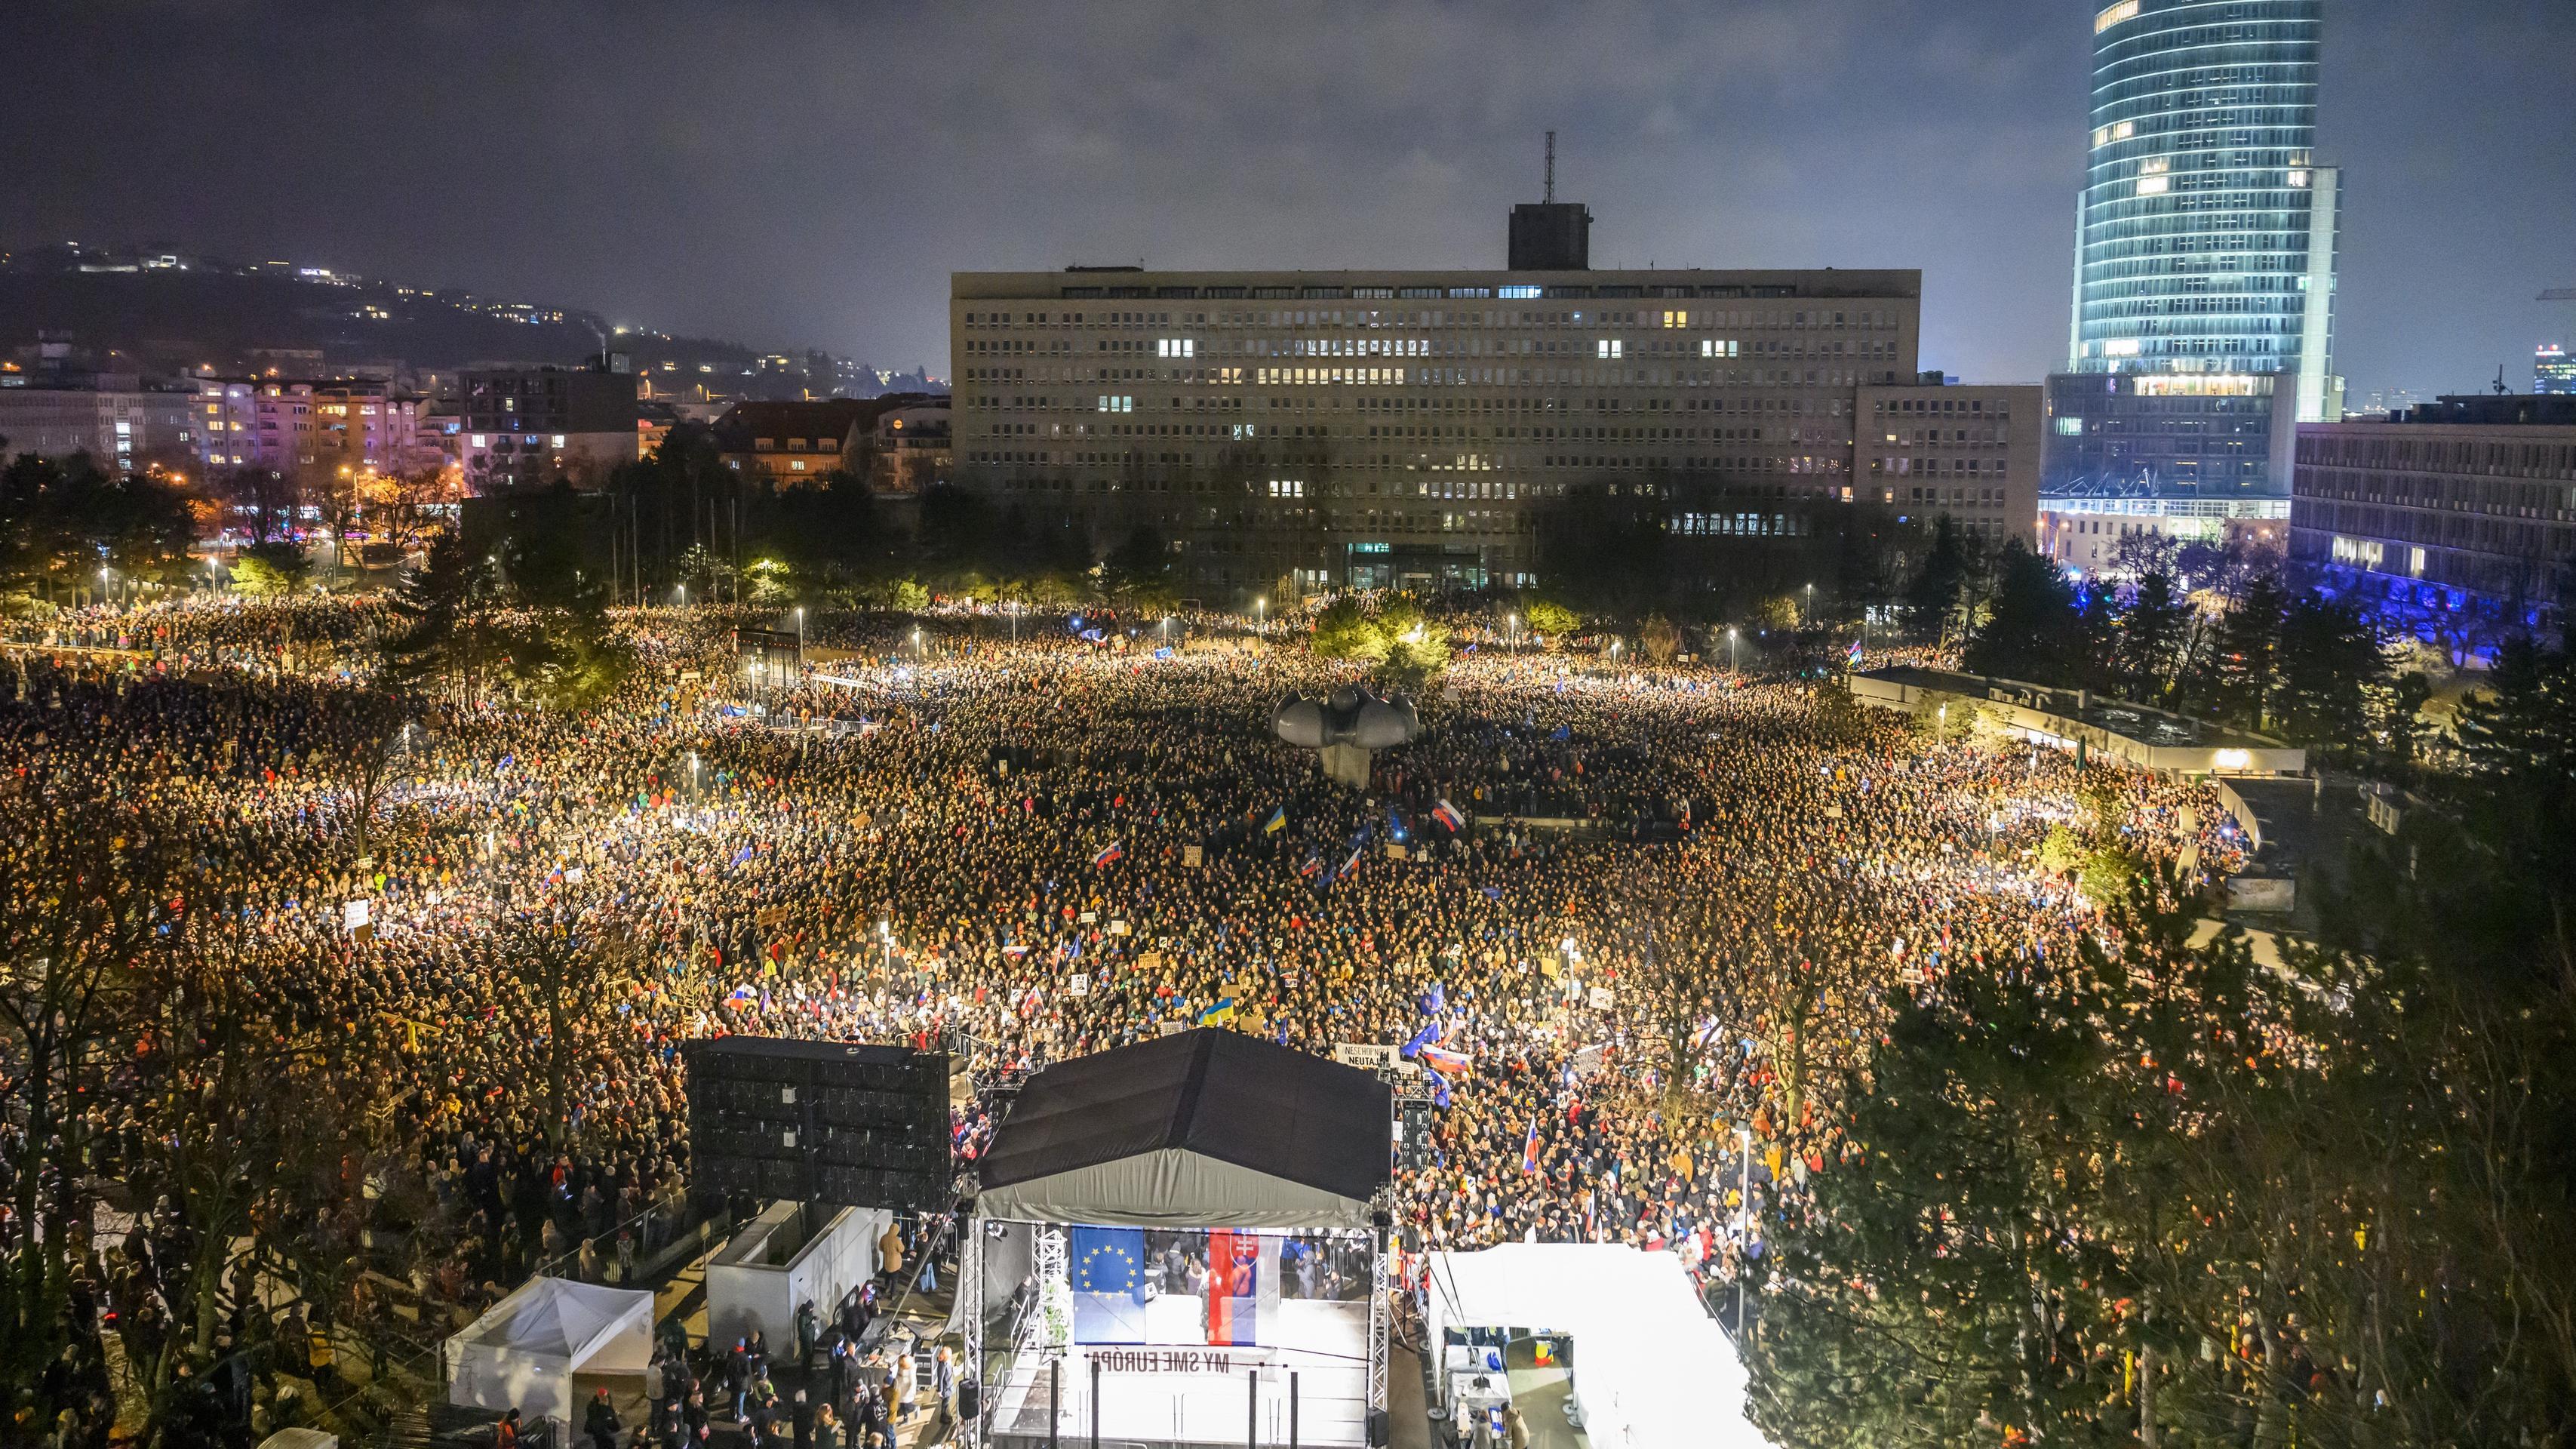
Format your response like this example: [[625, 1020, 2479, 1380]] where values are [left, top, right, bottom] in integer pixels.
[[0, 600, 2246, 1446]]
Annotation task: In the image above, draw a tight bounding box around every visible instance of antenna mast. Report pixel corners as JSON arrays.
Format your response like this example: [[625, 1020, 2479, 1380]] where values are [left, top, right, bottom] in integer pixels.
[[1545, 131, 1556, 203]]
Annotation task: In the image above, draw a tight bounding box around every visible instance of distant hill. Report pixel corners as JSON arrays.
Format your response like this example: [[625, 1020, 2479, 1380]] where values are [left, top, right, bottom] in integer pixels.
[[0, 243, 930, 399]]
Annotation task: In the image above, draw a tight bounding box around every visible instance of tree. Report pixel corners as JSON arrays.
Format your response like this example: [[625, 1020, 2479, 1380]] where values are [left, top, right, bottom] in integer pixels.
[[1903, 515, 1978, 645], [1637, 612, 1682, 666], [230, 538, 312, 595], [496, 910, 641, 1149], [383, 532, 530, 706], [1309, 598, 1388, 664], [2113, 571, 2192, 704], [1962, 540, 2100, 686], [2205, 571, 2290, 731], [2271, 592, 2385, 752], [1375, 598, 1451, 688], [1102, 525, 1179, 613], [1520, 595, 1579, 642], [0, 789, 195, 1432]]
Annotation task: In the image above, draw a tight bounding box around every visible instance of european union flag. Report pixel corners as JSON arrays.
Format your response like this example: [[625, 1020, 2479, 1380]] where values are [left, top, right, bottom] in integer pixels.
[[1071, 1226, 1149, 1343]]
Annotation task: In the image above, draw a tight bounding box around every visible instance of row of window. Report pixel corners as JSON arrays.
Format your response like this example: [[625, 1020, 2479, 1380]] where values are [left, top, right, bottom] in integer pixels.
[[961, 306, 1905, 331]]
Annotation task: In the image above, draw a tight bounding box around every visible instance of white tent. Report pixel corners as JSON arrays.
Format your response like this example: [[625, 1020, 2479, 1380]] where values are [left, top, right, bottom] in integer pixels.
[[444, 1277, 654, 1436], [1422, 1244, 1771, 1449]]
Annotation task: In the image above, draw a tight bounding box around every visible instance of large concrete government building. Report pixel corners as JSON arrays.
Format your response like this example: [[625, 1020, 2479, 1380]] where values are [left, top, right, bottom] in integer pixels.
[[951, 213, 2037, 598]]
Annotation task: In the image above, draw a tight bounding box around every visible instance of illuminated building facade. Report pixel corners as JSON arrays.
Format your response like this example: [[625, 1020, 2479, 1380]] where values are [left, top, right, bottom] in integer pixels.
[[948, 214, 2037, 597], [2292, 395, 2576, 626], [2538, 344, 2575, 397], [2046, 0, 2340, 494]]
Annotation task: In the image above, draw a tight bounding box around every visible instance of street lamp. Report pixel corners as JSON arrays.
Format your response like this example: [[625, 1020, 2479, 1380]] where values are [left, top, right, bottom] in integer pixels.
[[687, 750, 702, 799], [1507, 612, 1519, 649], [99, 566, 112, 605], [793, 606, 805, 663], [1256, 595, 1267, 634], [1803, 582, 1814, 628], [912, 626, 924, 655], [1728, 626, 1739, 673]]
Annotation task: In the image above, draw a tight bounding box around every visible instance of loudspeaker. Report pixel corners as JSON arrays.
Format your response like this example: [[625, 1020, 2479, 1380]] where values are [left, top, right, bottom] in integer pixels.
[[685, 1038, 951, 1211], [953, 1380, 979, 1421]]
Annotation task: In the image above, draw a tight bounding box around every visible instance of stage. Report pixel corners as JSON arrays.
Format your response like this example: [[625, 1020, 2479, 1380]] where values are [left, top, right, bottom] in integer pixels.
[[989, 1298, 1371, 1447], [962, 1030, 1397, 1449]]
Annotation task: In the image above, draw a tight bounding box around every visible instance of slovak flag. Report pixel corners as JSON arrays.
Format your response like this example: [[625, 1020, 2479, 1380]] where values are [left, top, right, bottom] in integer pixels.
[[1418, 1044, 1472, 1078], [1431, 798, 1466, 832], [1521, 1120, 1542, 1174], [1092, 841, 1124, 868]]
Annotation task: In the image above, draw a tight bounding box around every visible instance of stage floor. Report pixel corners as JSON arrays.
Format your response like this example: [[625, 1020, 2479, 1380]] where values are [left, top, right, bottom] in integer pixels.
[[992, 1299, 1371, 1448]]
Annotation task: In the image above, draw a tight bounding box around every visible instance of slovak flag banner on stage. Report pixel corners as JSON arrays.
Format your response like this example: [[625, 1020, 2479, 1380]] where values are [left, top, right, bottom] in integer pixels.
[[1431, 798, 1466, 832], [1070, 1226, 1150, 1343], [1092, 841, 1124, 868], [1204, 1230, 1280, 1347]]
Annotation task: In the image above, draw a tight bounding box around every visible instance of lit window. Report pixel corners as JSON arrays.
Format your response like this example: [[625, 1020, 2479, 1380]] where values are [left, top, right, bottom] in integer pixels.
[[2140, 155, 2169, 174], [551, 434, 567, 447], [2095, 1, 2138, 33], [2135, 175, 2169, 195], [2287, 169, 2310, 188], [1596, 340, 1623, 359], [2056, 417, 2083, 435]]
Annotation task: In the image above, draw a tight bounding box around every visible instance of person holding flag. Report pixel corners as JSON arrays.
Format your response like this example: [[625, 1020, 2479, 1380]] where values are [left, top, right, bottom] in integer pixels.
[[1431, 798, 1466, 833], [1262, 806, 1286, 835], [1521, 1119, 1542, 1174], [1090, 840, 1124, 868]]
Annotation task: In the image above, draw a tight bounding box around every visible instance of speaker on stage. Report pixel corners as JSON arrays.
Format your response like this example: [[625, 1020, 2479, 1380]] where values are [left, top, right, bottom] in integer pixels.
[[954, 1380, 979, 1422], [1368, 1407, 1390, 1446]]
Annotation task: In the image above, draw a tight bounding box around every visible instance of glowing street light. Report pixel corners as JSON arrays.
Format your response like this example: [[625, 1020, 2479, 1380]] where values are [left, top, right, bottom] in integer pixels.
[[1728, 625, 1739, 673], [1256, 595, 1267, 634]]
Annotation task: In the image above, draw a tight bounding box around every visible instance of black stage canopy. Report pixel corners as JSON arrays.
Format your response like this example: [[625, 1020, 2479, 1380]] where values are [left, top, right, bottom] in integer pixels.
[[976, 1029, 1392, 1229]]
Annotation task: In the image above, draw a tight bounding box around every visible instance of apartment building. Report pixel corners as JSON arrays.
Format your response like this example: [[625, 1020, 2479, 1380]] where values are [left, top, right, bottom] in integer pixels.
[[194, 377, 444, 480], [456, 359, 641, 491], [951, 232, 1950, 596], [0, 383, 198, 472]]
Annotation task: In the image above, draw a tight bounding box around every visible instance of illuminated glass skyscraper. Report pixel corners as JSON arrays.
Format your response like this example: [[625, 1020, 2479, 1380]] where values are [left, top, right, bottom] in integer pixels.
[[2046, 0, 2340, 494]]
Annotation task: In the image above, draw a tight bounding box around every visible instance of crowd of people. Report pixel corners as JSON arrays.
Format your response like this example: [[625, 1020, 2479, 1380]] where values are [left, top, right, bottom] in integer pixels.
[[0, 596, 2248, 1447]]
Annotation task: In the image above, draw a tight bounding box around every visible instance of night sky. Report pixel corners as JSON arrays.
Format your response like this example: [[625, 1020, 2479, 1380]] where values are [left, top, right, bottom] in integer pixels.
[[5, 1, 2569, 399]]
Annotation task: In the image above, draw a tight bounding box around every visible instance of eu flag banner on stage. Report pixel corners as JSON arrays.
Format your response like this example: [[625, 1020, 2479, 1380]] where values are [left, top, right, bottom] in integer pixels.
[[1071, 1226, 1150, 1343]]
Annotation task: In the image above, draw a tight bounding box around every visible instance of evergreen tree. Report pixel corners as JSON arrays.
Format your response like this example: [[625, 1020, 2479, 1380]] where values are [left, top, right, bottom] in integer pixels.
[[1962, 540, 2101, 686], [2270, 592, 2384, 751], [1904, 516, 1978, 645], [2113, 571, 2191, 703], [2204, 571, 2289, 731]]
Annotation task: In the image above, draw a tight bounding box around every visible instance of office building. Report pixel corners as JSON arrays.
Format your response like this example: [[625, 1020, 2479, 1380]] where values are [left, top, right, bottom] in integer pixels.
[[456, 358, 641, 491], [948, 204, 2035, 597], [0, 383, 198, 473], [2292, 394, 2576, 625], [2538, 344, 2574, 397], [1857, 381, 2044, 545], [2046, 0, 2339, 496]]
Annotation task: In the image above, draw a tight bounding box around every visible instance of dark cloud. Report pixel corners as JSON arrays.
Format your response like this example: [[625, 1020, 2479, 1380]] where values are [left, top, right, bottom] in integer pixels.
[[2, 0, 2568, 395]]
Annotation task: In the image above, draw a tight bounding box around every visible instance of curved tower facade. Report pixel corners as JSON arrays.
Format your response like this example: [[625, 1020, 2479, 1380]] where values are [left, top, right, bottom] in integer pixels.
[[2047, 0, 2339, 495]]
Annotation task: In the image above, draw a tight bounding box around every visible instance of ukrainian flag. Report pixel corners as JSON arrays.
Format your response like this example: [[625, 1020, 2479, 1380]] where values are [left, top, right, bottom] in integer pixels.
[[1199, 997, 1237, 1026], [1264, 807, 1286, 834]]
